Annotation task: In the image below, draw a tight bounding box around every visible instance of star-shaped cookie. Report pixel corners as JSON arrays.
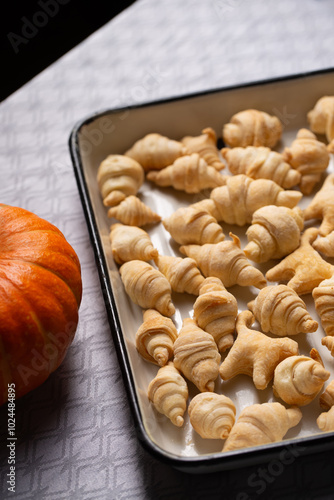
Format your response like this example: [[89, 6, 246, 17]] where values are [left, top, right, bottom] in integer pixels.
[[219, 310, 299, 390]]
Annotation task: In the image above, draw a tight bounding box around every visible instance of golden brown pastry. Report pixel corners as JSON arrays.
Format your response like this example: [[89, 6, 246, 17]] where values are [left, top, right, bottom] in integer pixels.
[[125, 133, 188, 170], [147, 362, 188, 427], [322, 336, 334, 357], [193, 277, 238, 352], [119, 260, 175, 316], [108, 195, 161, 226], [273, 349, 330, 406], [210, 174, 302, 225], [312, 230, 334, 258], [181, 127, 225, 171], [173, 318, 221, 392], [304, 173, 334, 236], [97, 154, 145, 207], [307, 96, 334, 153], [266, 227, 334, 295], [244, 206, 304, 263], [282, 129, 330, 195], [180, 233, 266, 289], [135, 309, 178, 366], [163, 203, 225, 246], [146, 153, 226, 193], [222, 146, 301, 189], [109, 223, 158, 264], [317, 406, 334, 432], [248, 284, 318, 337], [319, 380, 334, 410], [313, 275, 334, 336], [222, 109, 282, 148], [188, 392, 236, 439], [154, 254, 205, 295], [219, 310, 299, 390], [222, 402, 302, 452]]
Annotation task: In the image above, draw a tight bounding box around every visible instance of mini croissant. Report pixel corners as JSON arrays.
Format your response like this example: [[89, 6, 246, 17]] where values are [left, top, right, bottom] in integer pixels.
[[210, 174, 302, 226], [222, 402, 302, 452], [119, 260, 175, 317], [180, 233, 266, 289], [282, 129, 330, 195], [193, 277, 238, 352], [188, 392, 236, 439], [244, 206, 304, 263], [222, 109, 282, 149], [322, 336, 334, 357], [146, 153, 226, 193], [173, 318, 221, 392], [181, 127, 225, 171], [317, 406, 334, 432], [248, 284, 318, 337], [135, 309, 178, 366], [222, 146, 301, 189], [154, 254, 205, 295], [266, 227, 334, 295], [319, 380, 334, 410], [273, 349, 330, 406], [163, 203, 225, 246], [97, 154, 144, 206], [109, 223, 158, 264], [108, 195, 161, 226], [125, 133, 188, 170], [312, 231, 334, 258], [307, 96, 334, 153], [304, 173, 334, 236], [147, 362, 188, 427], [313, 276, 334, 336]]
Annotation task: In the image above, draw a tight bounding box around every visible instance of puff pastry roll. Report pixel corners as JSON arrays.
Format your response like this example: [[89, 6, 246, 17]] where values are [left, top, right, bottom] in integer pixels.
[[317, 406, 334, 432], [222, 403, 302, 452], [222, 109, 282, 148], [108, 195, 161, 226], [181, 127, 225, 171], [188, 392, 236, 439], [135, 309, 178, 366], [304, 173, 334, 236], [173, 318, 221, 392], [154, 254, 205, 295], [307, 96, 334, 153], [148, 362, 188, 427], [109, 223, 158, 264], [312, 275, 334, 336], [319, 380, 334, 410], [119, 260, 175, 316]]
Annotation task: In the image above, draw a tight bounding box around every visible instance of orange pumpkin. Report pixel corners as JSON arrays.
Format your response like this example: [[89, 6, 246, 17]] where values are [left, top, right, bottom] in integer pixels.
[[0, 204, 82, 405]]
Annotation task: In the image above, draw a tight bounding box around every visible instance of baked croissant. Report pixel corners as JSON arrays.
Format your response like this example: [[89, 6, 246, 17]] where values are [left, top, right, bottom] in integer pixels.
[[266, 227, 334, 296], [282, 129, 330, 195], [97, 154, 144, 207], [210, 174, 302, 226], [193, 277, 238, 352], [154, 254, 205, 295], [147, 362, 188, 427], [219, 310, 299, 390], [317, 406, 334, 432], [181, 127, 225, 171], [322, 336, 334, 357], [222, 146, 301, 189], [273, 349, 330, 406], [188, 392, 236, 439], [180, 233, 266, 289], [125, 133, 188, 171], [119, 260, 175, 316], [312, 231, 334, 258], [307, 96, 334, 153], [108, 195, 161, 226], [244, 206, 304, 263], [135, 309, 178, 366], [146, 153, 226, 193], [319, 380, 334, 410], [173, 318, 221, 392], [304, 173, 334, 236], [222, 109, 282, 149], [222, 403, 302, 452], [163, 204, 225, 246], [313, 276, 334, 336], [248, 284, 318, 337], [109, 223, 158, 264]]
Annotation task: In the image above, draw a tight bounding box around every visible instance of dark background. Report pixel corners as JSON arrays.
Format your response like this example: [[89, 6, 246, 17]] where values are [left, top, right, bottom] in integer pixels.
[[1, 0, 136, 102]]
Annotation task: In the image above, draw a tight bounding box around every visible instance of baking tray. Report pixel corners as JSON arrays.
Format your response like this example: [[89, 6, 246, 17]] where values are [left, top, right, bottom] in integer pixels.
[[69, 67, 334, 473]]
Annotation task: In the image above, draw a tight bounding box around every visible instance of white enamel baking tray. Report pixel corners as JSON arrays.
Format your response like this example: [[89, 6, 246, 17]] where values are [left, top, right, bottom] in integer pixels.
[[69, 68, 334, 473]]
